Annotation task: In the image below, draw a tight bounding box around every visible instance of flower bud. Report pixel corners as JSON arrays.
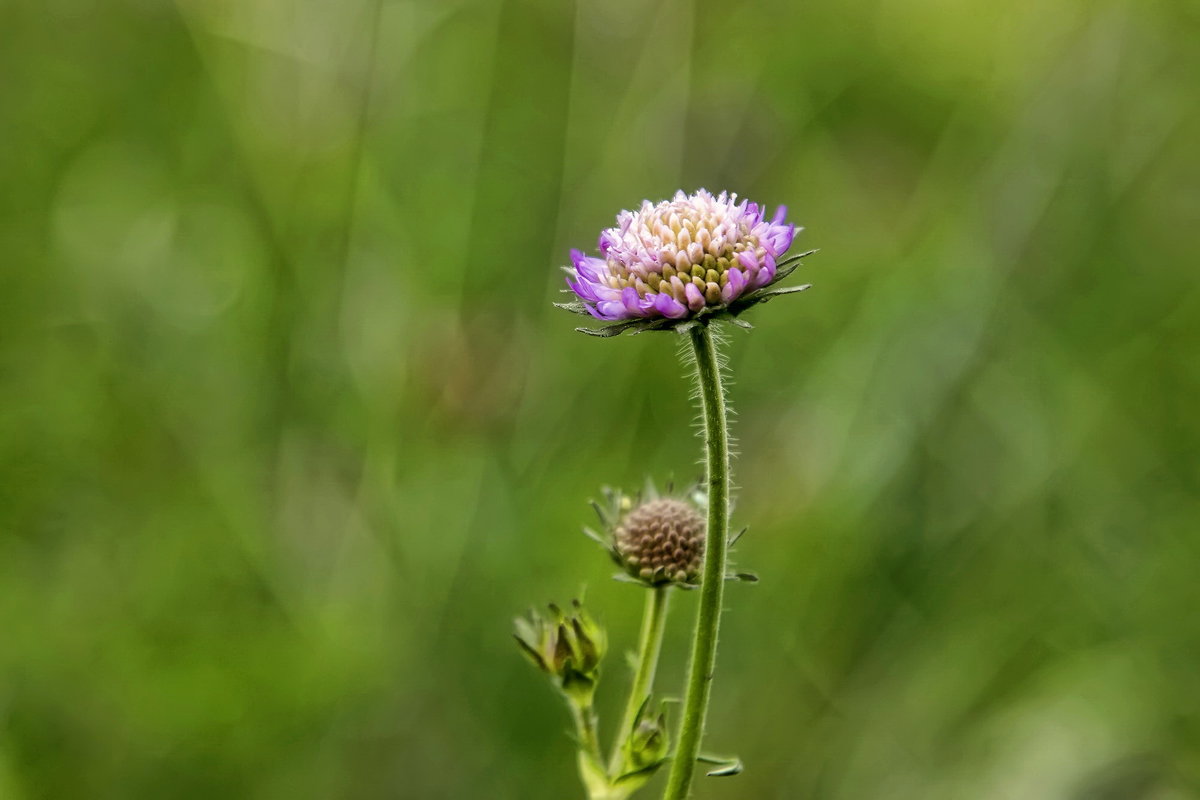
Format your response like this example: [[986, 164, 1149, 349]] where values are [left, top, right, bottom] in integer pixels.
[[611, 699, 671, 792], [624, 702, 669, 772], [616, 497, 705, 587], [514, 599, 606, 699], [587, 483, 708, 588]]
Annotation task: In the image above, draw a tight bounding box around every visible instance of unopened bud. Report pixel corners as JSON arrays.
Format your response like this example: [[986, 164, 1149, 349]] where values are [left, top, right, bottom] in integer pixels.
[[514, 599, 606, 699]]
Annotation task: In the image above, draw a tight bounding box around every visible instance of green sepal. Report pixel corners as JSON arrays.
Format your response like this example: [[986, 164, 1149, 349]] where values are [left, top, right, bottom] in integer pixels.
[[770, 248, 817, 283], [554, 300, 595, 317], [512, 631, 547, 672], [726, 283, 812, 316]]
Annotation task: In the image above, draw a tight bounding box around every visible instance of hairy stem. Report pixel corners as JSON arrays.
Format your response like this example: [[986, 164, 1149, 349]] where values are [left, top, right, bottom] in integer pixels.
[[609, 585, 671, 775], [662, 324, 731, 799]]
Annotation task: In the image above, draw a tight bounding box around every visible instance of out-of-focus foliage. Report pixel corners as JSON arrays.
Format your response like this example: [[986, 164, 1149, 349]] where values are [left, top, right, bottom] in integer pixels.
[[2, 0, 1198, 797]]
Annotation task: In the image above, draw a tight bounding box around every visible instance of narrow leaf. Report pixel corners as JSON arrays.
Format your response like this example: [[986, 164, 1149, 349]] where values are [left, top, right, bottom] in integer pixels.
[[697, 753, 744, 777]]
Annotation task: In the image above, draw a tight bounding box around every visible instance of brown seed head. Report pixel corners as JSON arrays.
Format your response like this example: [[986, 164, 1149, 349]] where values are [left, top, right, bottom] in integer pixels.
[[615, 498, 705, 585]]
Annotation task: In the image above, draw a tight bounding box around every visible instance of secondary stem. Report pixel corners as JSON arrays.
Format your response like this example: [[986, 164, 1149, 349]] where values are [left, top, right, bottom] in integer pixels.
[[570, 696, 602, 763], [662, 324, 731, 799], [570, 696, 609, 799], [609, 585, 671, 774]]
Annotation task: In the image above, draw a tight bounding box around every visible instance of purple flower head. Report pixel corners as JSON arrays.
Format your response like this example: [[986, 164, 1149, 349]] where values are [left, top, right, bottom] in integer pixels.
[[562, 190, 807, 334]]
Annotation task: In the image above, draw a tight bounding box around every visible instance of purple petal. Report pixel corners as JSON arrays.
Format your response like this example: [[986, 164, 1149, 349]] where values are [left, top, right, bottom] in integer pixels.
[[757, 255, 777, 286], [596, 300, 628, 320], [752, 260, 775, 288], [567, 276, 599, 302], [771, 205, 788, 225], [722, 267, 747, 303], [763, 223, 796, 257], [736, 250, 758, 271], [572, 252, 607, 283], [621, 287, 650, 317], [569, 250, 590, 274], [653, 292, 688, 319], [684, 282, 705, 311]]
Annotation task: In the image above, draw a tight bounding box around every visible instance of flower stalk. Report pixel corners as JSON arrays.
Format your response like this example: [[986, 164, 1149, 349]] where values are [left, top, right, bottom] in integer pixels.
[[609, 585, 670, 775], [569, 696, 610, 798], [661, 324, 731, 799]]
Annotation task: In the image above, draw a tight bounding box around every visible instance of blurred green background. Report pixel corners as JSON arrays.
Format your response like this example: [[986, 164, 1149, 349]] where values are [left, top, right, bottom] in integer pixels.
[[2, 0, 1199, 797]]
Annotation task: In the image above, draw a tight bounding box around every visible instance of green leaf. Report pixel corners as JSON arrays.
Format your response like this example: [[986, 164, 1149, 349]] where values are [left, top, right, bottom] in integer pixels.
[[612, 760, 666, 787], [697, 753, 744, 777], [575, 314, 680, 337]]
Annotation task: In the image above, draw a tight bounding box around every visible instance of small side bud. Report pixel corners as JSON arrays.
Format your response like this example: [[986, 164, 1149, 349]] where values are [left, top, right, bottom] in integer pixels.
[[612, 698, 671, 791], [624, 702, 669, 772], [514, 600, 607, 700]]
